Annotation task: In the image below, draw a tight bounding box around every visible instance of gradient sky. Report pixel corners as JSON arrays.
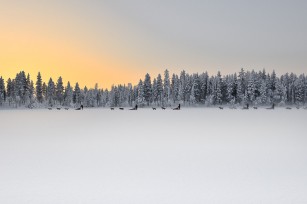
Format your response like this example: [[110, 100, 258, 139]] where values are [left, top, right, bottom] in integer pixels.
[[1, 0, 306, 88]]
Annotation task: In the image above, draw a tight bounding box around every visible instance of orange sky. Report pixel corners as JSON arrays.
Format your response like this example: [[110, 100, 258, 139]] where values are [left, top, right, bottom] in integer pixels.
[[0, 1, 149, 88], [0, 30, 139, 89], [0, 16, 141, 89]]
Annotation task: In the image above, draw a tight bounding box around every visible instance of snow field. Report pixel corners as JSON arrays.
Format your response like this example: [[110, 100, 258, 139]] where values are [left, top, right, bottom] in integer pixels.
[[0, 108, 306, 204]]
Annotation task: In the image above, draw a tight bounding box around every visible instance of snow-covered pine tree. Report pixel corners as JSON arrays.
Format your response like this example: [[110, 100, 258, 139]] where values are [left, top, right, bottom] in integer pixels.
[[171, 74, 175, 103], [101, 88, 109, 107], [237, 68, 246, 104], [225, 75, 235, 103], [0, 76, 5, 106], [277, 79, 287, 106], [11, 79, 18, 107], [232, 73, 238, 101], [114, 86, 120, 106], [47, 78, 56, 106], [36, 72, 43, 103], [206, 76, 215, 106], [83, 86, 90, 107], [137, 80, 145, 106], [117, 85, 125, 107], [192, 74, 201, 103], [261, 69, 266, 80], [163, 69, 170, 105], [190, 82, 196, 104], [14, 71, 25, 105], [215, 72, 223, 105], [109, 86, 116, 107], [171, 74, 179, 104], [289, 73, 296, 104], [94, 83, 100, 107], [56, 77, 64, 105], [271, 70, 277, 92], [6, 78, 14, 106], [134, 85, 138, 105], [22, 71, 28, 104], [24, 73, 31, 105], [247, 72, 256, 104], [64, 81, 73, 106], [143, 73, 152, 106], [265, 73, 274, 104], [179, 70, 186, 103], [221, 76, 228, 103], [152, 78, 158, 105], [226, 75, 236, 107], [294, 75, 305, 105], [29, 80, 34, 104], [127, 84, 133, 106], [254, 71, 262, 98], [13, 73, 20, 106], [281, 73, 291, 103], [42, 82, 47, 102], [200, 72, 208, 103], [72, 82, 80, 105], [204, 76, 213, 105], [79, 85, 86, 105], [184, 75, 192, 104], [156, 74, 163, 106], [259, 80, 267, 105]]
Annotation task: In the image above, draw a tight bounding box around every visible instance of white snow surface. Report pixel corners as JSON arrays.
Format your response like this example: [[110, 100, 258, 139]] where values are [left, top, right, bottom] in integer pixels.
[[0, 108, 307, 204]]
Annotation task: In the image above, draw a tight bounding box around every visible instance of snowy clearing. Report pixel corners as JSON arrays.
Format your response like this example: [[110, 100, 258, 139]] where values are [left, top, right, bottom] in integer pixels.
[[0, 108, 307, 204]]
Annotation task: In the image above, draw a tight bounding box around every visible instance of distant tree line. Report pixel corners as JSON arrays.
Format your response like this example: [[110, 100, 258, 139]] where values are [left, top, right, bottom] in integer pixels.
[[0, 69, 306, 108]]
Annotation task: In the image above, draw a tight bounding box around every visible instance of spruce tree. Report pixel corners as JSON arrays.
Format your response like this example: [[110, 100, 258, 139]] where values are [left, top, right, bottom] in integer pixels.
[[163, 69, 170, 105], [200, 72, 208, 103], [247, 73, 256, 104], [215, 72, 223, 105], [179, 70, 186, 103], [64, 81, 73, 106], [73, 82, 81, 105], [36, 72, 43, 103], [143, 73, 152, 106], [190, 82, 196, 104], [0, 76, 5, 106], [24, 74, 31, 104], [184, 76, 192, 104], [271, 70, 277, 91], [56, 77, 64, 105], [193, 74, 201, 103], [259, 80, 267, 105], [29, 80, 34, 103], [294, 76, 305, 105], [152, 78, 158, 105], [156, 74, 163, 105], [137, 80, 144, 105], [171, 74, 179, 103], [226, 75, 235, 103], [94, 83, 100, 107], [47, 78, 55, 106], [42, 82, 47, 101], [6, 78, 13, 106]]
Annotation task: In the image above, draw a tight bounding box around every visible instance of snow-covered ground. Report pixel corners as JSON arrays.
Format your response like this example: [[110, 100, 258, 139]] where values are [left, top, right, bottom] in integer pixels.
[[0, 108, 306, 204]]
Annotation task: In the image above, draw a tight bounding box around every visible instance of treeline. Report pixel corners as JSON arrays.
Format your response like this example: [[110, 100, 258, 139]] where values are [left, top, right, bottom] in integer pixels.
[[0, 69, 306, 108]]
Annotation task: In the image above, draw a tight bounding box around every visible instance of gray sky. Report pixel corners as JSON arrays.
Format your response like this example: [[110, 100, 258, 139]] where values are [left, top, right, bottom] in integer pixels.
[[102, 0, 307, 75]]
